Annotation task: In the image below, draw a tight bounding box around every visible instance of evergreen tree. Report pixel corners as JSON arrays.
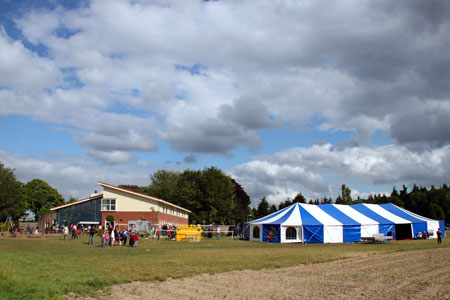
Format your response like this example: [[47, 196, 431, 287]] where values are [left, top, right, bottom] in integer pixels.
[[293, 193, 306, 203], [278, 199, 293, 210], [255, 197, 269, 219], [341, 184, 352, 204], [269, 204, 277, 214]]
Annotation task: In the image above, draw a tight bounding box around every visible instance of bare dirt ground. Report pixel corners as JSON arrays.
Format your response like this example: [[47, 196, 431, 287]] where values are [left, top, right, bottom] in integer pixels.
[[68, 247, 450, 300]]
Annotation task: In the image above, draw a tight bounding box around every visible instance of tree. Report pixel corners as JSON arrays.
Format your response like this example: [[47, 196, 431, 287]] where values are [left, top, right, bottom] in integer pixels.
[[293, 193, 306, 203], [68, 196, 78, 203], [278, 199, 293, 210], [174, 169, 204, 224], [0, 162, 26, 221], [143, 167, 240, 225], [118, 185, 143, 194], [143, 170, 180, 203], [255, 197, 269, 219], [22, 179, 65, 220], [231, 179, 251, 226], [340, 184, 352, 204], [201, 167, 235, 224], [269, 204, 277, 214]]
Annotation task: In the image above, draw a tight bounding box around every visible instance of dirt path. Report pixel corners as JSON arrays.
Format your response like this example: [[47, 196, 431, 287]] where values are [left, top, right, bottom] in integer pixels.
[[68, 247, 450, 300]]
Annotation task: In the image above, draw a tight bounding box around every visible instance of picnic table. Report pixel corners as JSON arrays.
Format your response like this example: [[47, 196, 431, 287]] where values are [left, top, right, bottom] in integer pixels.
[[361, 234, 393, 243]]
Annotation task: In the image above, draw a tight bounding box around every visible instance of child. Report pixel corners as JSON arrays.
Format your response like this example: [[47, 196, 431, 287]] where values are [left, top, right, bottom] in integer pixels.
[[101, 231, 106, 247], [129, 230, 134, 247], [105, 231, 110, 247], [134, 233, 139, 247]]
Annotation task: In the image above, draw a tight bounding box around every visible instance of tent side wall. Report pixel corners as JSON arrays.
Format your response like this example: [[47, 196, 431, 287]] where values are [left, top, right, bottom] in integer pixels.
[[280, 226, 303, 243], [323, 225, 343, 243], [360, 224, 379, 237], [439, 221, 446, 238], [303, 225, 324, 243], [249, 224, 263, 242], [262, 224, 280, 243], [343, 225, 361, 242]]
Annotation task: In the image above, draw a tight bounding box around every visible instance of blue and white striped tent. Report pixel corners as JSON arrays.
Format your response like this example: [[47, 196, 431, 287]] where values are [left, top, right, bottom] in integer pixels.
[[245, 202, 445, 243]]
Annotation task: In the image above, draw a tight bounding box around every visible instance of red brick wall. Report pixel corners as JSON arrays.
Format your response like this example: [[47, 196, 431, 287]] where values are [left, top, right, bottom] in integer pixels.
[[101, 211, 188, 228], [38, 213, 56, 232]]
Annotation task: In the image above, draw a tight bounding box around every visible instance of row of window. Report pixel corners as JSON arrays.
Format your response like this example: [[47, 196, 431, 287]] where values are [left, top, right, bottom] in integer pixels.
[[252, 226, 298, 240]]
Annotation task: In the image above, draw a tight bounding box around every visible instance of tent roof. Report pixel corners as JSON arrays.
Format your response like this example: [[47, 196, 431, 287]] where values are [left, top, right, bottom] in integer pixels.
[[248, 202, 438, 226]]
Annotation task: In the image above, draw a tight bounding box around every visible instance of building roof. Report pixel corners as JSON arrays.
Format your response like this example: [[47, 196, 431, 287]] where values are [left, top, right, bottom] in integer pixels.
[[98, 182, 191, 213], [51, 194, 103, 211], [51, 182, 191, 213]]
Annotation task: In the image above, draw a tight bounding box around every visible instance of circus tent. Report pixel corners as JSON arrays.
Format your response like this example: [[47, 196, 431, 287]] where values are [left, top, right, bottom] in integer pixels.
[[244, 203, 445, 243]]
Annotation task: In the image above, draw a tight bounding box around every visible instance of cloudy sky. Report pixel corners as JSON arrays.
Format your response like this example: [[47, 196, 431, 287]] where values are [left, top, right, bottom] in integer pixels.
[[1, 0, 450, 206]]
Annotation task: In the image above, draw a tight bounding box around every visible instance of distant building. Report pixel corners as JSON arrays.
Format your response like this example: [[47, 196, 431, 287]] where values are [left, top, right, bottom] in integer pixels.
[[51, 182, 190, 228]]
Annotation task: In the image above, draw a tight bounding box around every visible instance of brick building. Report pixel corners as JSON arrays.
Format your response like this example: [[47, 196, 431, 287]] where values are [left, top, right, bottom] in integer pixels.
[[51, 182, 190, 228]]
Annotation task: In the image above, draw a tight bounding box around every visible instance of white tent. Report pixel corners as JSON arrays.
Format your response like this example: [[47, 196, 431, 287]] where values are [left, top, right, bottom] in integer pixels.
[[244, 203, 444, 243]]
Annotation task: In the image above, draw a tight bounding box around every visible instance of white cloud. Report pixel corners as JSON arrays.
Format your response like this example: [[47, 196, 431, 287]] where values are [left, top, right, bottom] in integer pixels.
[[0, 150, 150, 200], [2, 0, 450, 202], [5, 0, 450, 154], [0, 29, 60, 91], [228, 143, 450, 205]]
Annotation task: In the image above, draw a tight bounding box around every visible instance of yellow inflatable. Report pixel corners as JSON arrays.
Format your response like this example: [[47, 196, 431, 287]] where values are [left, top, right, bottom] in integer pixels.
[[176, 224, 202, 242]]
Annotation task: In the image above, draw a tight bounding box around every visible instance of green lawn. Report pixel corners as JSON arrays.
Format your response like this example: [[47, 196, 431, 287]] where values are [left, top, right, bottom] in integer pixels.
[[0, 234, 448, 300]]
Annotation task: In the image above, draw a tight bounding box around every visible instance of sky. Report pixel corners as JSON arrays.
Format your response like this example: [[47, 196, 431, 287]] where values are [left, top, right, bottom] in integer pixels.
[[1, 0, 450, 206]]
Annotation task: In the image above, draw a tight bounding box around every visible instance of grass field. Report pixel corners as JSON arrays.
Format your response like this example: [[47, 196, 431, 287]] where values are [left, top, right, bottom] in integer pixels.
[[0, 234, 448, 300]]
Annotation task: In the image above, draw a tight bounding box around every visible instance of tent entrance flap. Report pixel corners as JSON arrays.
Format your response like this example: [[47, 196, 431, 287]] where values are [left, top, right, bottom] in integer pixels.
[[395, 223, 413, 240]]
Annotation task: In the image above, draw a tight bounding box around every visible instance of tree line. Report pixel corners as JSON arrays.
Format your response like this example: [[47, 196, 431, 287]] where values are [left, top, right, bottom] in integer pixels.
[[253, 184, 450, 225], [2, 160, 449, 226], [138, 167, 250, 226], [0, 162, 65, 222]]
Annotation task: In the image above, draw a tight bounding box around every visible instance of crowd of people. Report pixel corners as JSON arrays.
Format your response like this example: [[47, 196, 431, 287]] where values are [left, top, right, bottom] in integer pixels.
[[156, 226, 177, 240], [59, 224, 140, 247]]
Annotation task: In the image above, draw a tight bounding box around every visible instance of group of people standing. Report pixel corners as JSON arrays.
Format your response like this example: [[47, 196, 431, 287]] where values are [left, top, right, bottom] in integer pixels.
[[99, 225, 139, 247], [61, 224, 140, 247], [62, 224, 79, 240]]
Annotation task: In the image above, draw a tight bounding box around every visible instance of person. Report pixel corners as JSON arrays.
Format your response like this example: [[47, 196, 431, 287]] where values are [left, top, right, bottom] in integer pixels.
[[101, 231, 106, 247], [437, 228, 442, 244], [26, 225, 32, 238], [88, 226, 96, 245], [134, 232, 139, 247], [64, 226, 69, 240], [129, 230, 134, 247], [157, 227, 161, 240], [268, 231, 272, 244], [74, 226, 79, 239], [122, 230, 128, 246], [105, 231, 110, 247], [216, 226, 221, 240], [108, 225, 113, 246], [207, 227, 212, 239], [422, 231, 427, 239], [115, 228, 121, 246], [110, 228, 115, 246]]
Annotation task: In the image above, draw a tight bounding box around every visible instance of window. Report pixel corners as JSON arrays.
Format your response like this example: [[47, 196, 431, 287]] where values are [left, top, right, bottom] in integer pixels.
[[253, 226, 260, 239], [286, 227, 297, 240], [102, 198, 116, 211]]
